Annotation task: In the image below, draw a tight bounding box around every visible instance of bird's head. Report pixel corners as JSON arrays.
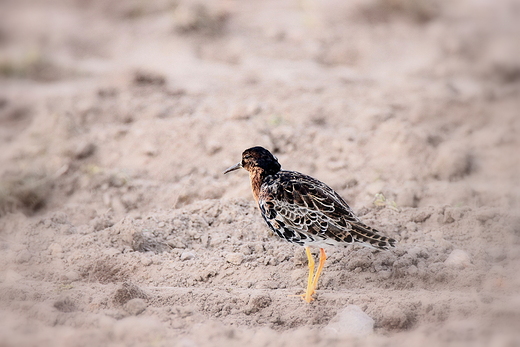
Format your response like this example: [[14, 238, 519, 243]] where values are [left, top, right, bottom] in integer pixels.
[[224, 146, 281, 176]]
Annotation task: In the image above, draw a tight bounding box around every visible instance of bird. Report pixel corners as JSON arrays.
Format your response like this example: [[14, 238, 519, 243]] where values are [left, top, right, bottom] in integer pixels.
[[224, 146, 396, 303]]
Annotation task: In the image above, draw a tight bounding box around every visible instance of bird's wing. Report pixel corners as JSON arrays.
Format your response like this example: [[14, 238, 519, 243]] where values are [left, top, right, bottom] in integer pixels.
[[259, 171, 396, 249]]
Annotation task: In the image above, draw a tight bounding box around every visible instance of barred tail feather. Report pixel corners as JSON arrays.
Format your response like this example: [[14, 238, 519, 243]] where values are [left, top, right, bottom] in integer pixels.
[[350, 223, 397, 250]]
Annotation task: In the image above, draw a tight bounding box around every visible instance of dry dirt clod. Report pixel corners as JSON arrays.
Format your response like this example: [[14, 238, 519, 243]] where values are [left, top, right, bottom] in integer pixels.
[[244, 294, 272, 315], [124, 298, 147, 316], [225, 252, 244, 265], [53, 297, 77, 313], [113, 283, 148, 306], [15, 249, 32, 263]]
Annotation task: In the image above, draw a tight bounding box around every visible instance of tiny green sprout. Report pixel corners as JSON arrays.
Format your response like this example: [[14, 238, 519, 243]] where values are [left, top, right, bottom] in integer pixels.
[[373, 193, 400, 211], [373, 193, 387, 207]]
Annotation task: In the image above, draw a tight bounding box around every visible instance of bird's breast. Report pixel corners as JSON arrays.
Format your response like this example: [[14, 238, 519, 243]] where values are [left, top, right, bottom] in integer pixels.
[[248, 168, 265, 202]]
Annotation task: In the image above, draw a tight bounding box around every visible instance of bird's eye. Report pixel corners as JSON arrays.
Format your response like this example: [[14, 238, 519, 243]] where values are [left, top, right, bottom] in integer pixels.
[[244, 155, 252, 160]]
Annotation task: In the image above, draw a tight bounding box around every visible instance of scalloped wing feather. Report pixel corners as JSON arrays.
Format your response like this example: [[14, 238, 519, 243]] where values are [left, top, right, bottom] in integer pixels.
[[259, 171, 397, 249]]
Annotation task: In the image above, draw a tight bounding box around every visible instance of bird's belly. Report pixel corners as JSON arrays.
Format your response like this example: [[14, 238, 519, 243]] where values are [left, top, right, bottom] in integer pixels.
[[267, 221, 340, 248]]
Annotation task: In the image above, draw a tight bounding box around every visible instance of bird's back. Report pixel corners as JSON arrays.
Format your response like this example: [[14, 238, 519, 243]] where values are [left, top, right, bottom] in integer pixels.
[[258, 170, 396, 249]]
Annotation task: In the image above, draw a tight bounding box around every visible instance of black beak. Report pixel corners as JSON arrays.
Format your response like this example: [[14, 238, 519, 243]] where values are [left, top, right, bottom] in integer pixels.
[[223, 162, 243, 174]]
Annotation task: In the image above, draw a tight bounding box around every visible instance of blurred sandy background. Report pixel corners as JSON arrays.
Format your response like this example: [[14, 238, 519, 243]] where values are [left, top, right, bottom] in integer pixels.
[[0, 0, 519, 346]]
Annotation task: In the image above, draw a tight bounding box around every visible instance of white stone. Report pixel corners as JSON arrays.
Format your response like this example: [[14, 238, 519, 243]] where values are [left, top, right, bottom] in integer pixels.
[[322, 305, 374, 338], [444, 249, 471, 268], [180, 251, 196, 261]]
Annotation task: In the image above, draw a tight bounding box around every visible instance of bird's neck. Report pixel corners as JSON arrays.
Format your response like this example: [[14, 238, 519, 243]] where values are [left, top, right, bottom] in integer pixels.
[[249, 167, 267, 202]]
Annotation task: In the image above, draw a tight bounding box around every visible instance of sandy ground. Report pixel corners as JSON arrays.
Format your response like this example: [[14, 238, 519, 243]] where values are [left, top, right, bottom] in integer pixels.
[[1, 0, 520, 346]]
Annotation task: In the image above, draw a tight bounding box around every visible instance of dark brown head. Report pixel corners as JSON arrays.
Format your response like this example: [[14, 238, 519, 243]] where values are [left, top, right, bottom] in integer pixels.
[[224, 146, 281, 176]]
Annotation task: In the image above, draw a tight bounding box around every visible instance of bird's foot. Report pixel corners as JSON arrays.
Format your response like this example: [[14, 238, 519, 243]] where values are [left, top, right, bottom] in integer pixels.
[[288, 289, 316, 303]]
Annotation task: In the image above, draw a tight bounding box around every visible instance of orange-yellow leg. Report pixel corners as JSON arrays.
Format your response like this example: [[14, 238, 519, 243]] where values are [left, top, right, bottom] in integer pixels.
[[310, 248, 327, 294], [303, 246, 316, 303], [290, 247, 327, 303]]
